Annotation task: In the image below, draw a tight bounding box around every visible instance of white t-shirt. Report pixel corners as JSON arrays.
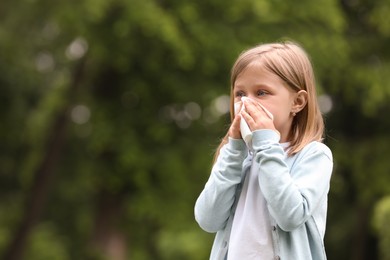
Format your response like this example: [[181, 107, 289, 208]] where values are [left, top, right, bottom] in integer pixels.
[[227, 154, 275, 259]]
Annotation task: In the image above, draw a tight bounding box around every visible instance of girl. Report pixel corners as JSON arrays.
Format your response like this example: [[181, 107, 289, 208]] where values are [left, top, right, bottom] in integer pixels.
[[194, 41, 333, 260]]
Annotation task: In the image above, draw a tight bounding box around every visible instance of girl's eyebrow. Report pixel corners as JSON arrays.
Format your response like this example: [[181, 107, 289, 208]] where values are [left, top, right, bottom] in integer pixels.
[[255, 83, 274, 89], [234, 83, 273, 89]]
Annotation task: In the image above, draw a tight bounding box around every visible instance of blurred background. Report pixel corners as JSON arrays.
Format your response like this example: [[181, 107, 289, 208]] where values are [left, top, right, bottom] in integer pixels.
[[1, 0, 390, 259]]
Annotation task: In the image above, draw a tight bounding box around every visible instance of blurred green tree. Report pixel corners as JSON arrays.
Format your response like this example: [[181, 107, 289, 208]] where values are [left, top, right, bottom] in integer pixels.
[[373, 196, 390, 260], [0, 0, 389, 259]]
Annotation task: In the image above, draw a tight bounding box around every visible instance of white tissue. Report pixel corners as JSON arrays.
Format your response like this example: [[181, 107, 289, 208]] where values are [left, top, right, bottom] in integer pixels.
[[241, 96, 274, 120], [234, 101, 252, 146], [234, 97, 274, 147]]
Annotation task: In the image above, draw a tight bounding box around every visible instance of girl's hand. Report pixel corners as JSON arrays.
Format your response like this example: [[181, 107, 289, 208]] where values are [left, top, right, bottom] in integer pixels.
[[241, 98, 278, 133], [228, 113, 242, 139]]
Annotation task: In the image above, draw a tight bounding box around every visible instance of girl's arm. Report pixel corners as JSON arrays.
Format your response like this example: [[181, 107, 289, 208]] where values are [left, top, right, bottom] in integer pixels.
[[252, 129, 333, 232], [194, 138, 247, 233]]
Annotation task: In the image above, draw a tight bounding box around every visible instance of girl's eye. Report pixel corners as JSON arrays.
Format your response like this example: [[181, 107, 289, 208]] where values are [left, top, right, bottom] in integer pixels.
[[257, 90, 267, 96], [235, 91, 245, 97]]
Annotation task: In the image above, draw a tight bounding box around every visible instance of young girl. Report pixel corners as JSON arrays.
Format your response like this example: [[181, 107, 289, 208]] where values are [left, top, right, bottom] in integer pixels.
[[195, 41, 333, 260]]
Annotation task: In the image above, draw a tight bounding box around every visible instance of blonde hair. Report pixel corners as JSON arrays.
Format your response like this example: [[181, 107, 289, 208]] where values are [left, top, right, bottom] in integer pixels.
[[214, 41, 324, 160]]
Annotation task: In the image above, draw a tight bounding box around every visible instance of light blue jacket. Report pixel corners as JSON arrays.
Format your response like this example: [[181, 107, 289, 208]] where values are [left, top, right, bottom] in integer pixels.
[[195, 130, 333, 260]]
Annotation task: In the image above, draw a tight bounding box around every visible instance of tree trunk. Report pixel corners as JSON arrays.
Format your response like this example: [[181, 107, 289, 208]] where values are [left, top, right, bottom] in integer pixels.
[[351, 205, 369, 260], [89, 190, 127, 260], [3, 58, 86, 260]]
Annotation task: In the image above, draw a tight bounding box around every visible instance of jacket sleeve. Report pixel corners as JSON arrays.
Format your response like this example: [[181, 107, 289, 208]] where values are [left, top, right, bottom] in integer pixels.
[[252, 130, 333, 232], [194, 138, 247, 233]]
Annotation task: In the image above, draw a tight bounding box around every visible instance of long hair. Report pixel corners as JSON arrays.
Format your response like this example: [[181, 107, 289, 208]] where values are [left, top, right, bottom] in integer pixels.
[[214, 41, 324, 161]]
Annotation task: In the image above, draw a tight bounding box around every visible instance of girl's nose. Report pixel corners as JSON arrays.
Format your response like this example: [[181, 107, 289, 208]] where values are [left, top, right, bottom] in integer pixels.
[[241, 96, 253, 103]]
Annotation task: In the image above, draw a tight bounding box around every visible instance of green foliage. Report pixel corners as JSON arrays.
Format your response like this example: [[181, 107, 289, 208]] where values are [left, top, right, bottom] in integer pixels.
[[373, 196, 390, 260], [24, 223, 70, 260], [331, 137, 390, 204], [1, 0, 390, 259]]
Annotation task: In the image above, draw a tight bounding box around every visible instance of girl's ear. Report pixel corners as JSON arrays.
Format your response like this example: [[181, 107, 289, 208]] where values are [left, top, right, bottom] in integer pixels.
[[292, 90, 308, 113]]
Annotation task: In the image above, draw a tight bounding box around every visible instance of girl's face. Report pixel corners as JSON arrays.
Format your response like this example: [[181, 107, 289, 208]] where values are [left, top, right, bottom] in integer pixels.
[[233, 62, 302, 142]]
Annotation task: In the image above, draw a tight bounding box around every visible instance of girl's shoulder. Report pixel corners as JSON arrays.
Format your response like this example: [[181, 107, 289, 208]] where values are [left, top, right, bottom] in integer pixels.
[[298, 141, 332, 161]]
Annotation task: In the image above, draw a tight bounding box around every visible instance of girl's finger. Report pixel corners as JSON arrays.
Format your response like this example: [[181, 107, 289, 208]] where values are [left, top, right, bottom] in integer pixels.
[[258, 102, 274, 120], [243, 99, 263, 119], [229, 113, 242, 139], [243, 98, 273, 120], [241, 110, 255, 129]]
